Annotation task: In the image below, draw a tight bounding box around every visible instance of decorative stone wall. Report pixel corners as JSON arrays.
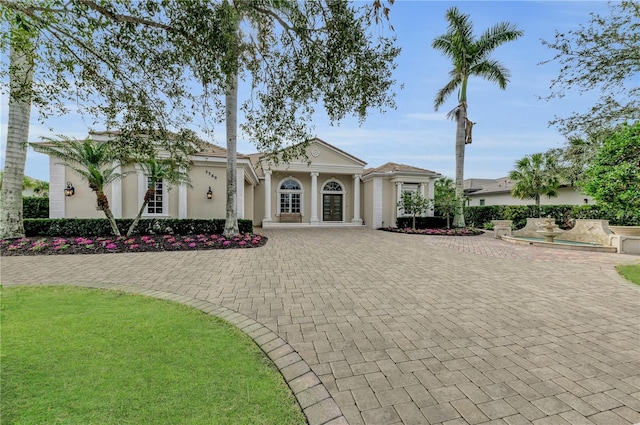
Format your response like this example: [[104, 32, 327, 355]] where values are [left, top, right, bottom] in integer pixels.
[[561, 219, 613, 246], [512, 218, 559, 238], [491, 220, 512, 239]]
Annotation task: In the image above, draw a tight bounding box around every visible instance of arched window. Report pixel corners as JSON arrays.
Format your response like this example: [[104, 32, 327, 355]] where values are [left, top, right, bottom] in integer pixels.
[[323, 181, 342, 191], [277, 178, 303, 215]]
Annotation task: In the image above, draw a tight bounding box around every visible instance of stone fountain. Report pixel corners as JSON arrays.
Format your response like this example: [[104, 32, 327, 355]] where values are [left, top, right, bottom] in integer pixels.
[[536, 215, 563, 242]]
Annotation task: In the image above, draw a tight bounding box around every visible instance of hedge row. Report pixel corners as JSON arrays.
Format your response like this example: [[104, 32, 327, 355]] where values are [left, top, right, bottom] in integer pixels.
[[465, 205, 639, 229], [396, 216, 447, 229], [24, 218, 254, 237], [23, 197, 49, 219]]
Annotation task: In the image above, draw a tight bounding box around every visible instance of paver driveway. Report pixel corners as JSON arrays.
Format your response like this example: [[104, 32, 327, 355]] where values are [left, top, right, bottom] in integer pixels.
[[2, 228, 639, 425]]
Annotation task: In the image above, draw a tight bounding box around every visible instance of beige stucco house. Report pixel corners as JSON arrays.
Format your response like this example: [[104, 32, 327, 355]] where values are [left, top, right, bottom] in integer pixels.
[[42, 132, 442, 229], [464, 177, 594, 207]]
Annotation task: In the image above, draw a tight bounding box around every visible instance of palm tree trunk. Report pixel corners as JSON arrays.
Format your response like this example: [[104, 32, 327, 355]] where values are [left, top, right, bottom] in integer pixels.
[[126, 187, 154, 237], [96, 190, 121, 236], [0, 35, 34, 239], [223, 69, 239, 237], [453, 103, 467, 228]]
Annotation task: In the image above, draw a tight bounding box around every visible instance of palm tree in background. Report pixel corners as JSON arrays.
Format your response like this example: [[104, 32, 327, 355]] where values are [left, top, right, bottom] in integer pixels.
[[433, 7, 523, 227], [126, 158, 191, 237], [509, 152, 560, 214], [33, 137, 125, 236]]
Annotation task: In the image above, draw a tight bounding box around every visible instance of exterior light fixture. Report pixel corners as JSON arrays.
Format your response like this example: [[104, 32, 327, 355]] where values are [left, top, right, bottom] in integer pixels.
[[64, 181, 75, 196], [206, 186, 213, 200]]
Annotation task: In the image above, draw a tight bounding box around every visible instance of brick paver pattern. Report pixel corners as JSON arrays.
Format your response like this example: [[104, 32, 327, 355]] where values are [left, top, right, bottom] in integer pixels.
[[2, 228, 639, 425]]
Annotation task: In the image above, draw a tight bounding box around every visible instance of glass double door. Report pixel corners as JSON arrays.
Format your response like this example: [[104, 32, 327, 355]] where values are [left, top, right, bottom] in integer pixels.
[[322, 194, 342, 222]]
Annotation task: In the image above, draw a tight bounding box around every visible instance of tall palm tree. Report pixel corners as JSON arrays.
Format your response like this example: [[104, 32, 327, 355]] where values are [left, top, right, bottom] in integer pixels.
[[433, 7, 522, 227], [33, 137, 125, 236], [0, 24, 35, 239], [509, 152, 560, 214], [126, 158, 191, 237]]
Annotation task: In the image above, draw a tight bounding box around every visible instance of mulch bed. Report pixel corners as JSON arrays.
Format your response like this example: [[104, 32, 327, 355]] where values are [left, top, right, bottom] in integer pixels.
[[381, 227, 483, 236], [0, 233, 267, 256]]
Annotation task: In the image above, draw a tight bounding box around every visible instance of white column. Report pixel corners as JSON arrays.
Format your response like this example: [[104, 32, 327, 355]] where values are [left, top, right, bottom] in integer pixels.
[[427, 179, 435, 217], [395, 181, 403, 221], [310, 172, 319, 224], [49, 160, 65, 218], [351, 174, 362, 224], [263, 170, 272, 222], [373, 177, 383, 228], [111, 161, 122, 218], [419, 183, 426, 217], [178, 181, 187, 219], [236, 168, 245, 219]]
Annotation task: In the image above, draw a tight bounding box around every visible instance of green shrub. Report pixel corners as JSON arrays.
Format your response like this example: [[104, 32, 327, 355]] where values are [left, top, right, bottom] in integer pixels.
[[23, 197, 49, 219], [464, 204, 639, 229], [24, 218, 254, 237], [396, 216, 447, 229], [464, 206, 503, 228]]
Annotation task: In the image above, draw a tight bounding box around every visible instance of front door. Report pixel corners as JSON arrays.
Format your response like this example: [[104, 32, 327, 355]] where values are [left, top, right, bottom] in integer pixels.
[[323, 194, 342, 221]]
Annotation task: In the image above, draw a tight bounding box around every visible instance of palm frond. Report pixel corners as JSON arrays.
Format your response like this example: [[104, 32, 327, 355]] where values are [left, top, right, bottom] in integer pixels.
[[475, 22, 523, 61], [470, 60, 510, 89], [434, 75, 461, 110]]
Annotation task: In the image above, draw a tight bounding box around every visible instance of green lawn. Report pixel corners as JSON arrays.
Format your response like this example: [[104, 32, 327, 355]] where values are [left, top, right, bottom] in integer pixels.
[[616, 263, 640, 286], [1, 286, 305, 425]]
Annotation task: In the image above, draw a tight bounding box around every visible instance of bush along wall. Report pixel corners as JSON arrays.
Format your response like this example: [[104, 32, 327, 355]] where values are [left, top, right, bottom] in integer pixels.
[[24, 218, 255, 237], [395, 216, 448, 229], [23, 197, 49, 219], [464, 204, 640, 229]]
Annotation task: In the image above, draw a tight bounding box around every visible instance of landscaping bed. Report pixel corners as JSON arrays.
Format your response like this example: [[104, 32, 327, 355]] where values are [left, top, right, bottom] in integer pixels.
[[0, 233, 267, 256], [381, 227, 483, 236]]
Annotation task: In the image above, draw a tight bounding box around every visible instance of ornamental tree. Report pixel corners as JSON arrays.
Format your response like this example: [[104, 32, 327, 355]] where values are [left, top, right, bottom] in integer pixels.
[[541, 0, 640, 136], [397, 191, 431, 230], [583, 122, 640, 220]]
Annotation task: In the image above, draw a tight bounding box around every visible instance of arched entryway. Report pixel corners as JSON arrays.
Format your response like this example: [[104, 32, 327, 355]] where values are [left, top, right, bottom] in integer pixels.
[[321, 180, 345, 222]]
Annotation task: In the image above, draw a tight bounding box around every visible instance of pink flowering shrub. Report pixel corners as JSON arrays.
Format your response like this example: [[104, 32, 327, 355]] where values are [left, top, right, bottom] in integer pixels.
[[1, 232, 267, 256]]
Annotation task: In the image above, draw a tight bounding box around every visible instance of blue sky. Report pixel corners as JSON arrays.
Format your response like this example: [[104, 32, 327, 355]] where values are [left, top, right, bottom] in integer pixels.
[[1, 1, 611, 182]]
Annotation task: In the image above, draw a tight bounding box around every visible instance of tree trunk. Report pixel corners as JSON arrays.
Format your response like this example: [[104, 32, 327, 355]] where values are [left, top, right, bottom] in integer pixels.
[[0, 35, 34, 239], [126, 187, 154, 237], [223, 69, 239, 237], [453, 103, 467, 228], [96, 190, 121, 236]]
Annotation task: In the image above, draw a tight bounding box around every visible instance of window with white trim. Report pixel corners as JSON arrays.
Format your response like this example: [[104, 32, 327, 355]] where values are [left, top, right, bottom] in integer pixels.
[[278, 178, 302, 214], [400, 184, 418, 216], [147, 178, 165, 214]]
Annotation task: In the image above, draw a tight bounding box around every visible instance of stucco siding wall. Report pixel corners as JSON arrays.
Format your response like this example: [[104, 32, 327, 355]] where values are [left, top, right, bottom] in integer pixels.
[[244, 180, 254, 222], [382, 179, 395, 228], [120, 165, 139, 219], [254, 179, 266, 225], [64, 168, 108, 218], [468, 187, 594, 206], [307, 143, 360, 167], [188, 164, 227, 219]]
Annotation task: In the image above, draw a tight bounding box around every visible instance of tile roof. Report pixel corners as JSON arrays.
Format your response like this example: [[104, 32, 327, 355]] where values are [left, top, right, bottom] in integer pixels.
[[362, 162, 439, 176]]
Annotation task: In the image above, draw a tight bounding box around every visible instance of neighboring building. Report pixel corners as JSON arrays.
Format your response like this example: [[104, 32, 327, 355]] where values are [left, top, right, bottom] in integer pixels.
[[464, 177, 594, 206], [37, 132, 442, 229]]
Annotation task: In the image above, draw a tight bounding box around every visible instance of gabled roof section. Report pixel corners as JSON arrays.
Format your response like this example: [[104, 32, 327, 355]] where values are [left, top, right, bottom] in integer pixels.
[[363, 162, 440, 177], [311, 138, 367, 166]]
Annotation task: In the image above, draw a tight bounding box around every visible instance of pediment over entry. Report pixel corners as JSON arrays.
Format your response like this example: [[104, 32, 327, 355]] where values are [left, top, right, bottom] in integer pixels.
[[260, 138, 367, 175]]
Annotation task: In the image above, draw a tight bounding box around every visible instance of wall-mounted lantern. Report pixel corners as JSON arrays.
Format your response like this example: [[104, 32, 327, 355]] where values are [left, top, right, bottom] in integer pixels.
[[206, 186, 213, 200], [64, 181, 75, 196]]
